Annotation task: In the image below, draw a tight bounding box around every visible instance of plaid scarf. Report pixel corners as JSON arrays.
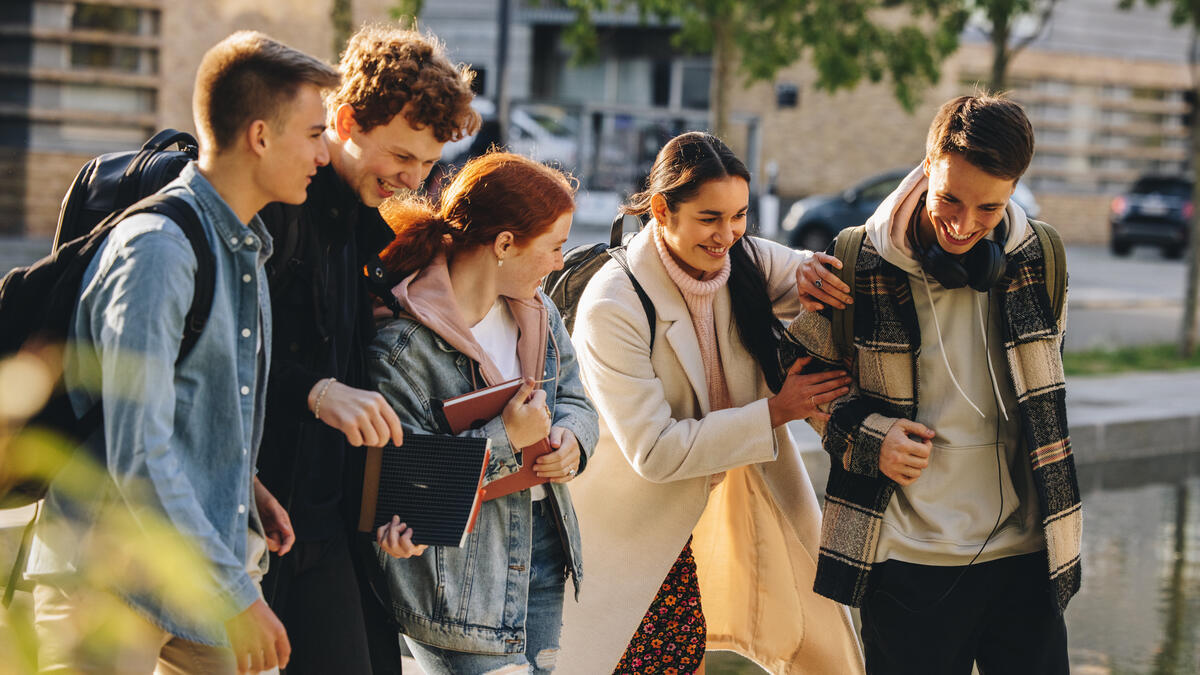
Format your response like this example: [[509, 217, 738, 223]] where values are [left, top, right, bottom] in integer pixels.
[[788, 222, 1082, 612]]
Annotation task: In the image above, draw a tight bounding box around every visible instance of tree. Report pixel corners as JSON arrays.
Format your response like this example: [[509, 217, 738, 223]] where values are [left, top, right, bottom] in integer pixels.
[[963, 0, 1061, 91], [561, 0, 967, 140], [1119, 0, 1200, 357]]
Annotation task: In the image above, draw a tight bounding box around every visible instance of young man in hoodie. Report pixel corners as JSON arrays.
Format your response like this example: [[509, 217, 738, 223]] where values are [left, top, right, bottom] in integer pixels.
[[254, 25, 479, 674], [787, 94, 1081, 674]]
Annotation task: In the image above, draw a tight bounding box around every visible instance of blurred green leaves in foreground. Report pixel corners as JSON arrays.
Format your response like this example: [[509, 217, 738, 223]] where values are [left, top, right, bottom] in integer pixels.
[[0, 344, 232, 673]]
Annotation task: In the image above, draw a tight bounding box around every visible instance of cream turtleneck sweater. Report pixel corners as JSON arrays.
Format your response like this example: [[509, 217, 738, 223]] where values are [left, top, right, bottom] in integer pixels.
[[652, 224, 733, 411]]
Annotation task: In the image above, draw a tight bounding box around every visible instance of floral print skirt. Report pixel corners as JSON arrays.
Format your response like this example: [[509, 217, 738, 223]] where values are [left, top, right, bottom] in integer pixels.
[[613, 537, 706, 674]]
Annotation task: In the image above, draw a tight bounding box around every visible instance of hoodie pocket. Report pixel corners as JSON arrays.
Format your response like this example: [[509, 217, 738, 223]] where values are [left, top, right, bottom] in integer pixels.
[[887, 442, 1019, 547]]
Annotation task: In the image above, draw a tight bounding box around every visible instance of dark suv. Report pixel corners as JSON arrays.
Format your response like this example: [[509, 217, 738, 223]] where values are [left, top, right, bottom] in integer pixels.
[[1110, 175, 1193, 259], [780, 168, 1040, 251]]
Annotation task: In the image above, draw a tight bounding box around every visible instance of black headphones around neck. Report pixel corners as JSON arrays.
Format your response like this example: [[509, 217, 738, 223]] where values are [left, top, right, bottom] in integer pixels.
[[912, 194, 1008, 293]]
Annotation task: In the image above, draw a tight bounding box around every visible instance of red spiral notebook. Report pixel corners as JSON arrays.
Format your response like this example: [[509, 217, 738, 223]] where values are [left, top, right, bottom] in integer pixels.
[[440, 378, 553, 501]]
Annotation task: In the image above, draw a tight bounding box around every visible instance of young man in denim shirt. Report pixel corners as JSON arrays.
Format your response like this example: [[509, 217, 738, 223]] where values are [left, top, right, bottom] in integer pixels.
[[26, 32, 338, 673], [255, 26, 479, 674]]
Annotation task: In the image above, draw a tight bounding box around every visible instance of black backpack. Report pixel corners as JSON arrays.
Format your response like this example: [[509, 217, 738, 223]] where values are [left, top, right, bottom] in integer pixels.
[[0, 132, 214, 604], [542, 214, 657, 348]]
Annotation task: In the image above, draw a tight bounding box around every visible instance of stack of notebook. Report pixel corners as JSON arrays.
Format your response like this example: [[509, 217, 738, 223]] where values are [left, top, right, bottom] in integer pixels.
[[358, 432, 490, 548]]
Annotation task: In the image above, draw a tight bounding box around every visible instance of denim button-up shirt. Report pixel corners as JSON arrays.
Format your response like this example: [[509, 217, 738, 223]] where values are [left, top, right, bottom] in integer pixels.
[[27, 163, 273, 645]]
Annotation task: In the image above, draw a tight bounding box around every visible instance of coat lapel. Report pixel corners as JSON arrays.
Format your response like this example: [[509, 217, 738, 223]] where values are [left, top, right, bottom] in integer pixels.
[[627, 228, 712, 413]]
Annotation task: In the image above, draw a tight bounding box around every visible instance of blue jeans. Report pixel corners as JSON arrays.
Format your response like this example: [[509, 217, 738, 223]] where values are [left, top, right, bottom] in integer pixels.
[[405, 499, 568, 674]]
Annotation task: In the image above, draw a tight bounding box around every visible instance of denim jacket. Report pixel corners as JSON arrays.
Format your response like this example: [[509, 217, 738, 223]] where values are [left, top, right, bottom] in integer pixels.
[[26, 163, 273, 645], [366, 293, 598, 655]]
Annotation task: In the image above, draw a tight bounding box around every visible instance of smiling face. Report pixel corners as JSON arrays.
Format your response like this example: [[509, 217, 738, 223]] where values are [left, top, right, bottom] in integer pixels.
[[330, 104, 446, 208], [920, 152, 1016, 256], [258, 83, 331, 205], [654, 176, 749, 280], [495, 211, 573, 300]]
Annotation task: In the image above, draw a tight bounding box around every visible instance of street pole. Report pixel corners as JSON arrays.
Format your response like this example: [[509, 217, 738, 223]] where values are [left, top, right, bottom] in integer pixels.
[[495, 0, 511, 149], [1183, 32, 1200, 357]]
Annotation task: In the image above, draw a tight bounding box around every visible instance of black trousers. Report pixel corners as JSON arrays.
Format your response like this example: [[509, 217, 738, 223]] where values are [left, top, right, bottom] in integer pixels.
[[262, 529, 402, 675], [860, 551, 1069, 675]]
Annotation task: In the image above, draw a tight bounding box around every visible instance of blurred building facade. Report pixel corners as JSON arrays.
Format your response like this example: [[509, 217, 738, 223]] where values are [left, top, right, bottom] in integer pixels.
[[0, 0, 1192, 242]]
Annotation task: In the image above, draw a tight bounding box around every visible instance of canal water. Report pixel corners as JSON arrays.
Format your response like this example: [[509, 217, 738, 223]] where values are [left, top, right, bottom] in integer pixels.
[[709, 451, 1200, 675]]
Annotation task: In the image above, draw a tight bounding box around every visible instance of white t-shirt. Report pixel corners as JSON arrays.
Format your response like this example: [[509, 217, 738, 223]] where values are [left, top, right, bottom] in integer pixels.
[[471, 299, 548, 501]]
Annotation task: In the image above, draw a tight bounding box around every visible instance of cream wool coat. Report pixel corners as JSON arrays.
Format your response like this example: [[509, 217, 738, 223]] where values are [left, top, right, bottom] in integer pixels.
[[559, 228, 864, 674]]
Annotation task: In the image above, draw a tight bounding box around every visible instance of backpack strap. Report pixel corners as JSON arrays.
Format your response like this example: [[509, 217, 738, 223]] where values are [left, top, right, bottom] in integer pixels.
[[607, 247, 656, 350], [831, 225, 866, 359], [1030, 220, 1066, 322], [115, 129, 197, 213]]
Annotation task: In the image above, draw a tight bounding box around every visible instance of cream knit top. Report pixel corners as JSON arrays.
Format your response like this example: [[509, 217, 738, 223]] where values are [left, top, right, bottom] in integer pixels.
[[652, 224, 733, 411]]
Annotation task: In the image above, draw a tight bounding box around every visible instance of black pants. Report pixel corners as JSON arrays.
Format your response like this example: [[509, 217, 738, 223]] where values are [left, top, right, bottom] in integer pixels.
[[860, 552, 1069, 675], [262, 529, 402, 675]]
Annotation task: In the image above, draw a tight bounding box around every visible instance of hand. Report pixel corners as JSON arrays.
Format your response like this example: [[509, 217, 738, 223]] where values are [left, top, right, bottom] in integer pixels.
[[535, 427, 581, 483], [795, 252, 853, 311], [376, 515, 428, 559], [252, 477, 294, 556], [878, 419, 936, 486], [225, 598, 290, 674], [309, 380, 405, 448], [766, 357, 851, 428], [501, 378, 551, 449]]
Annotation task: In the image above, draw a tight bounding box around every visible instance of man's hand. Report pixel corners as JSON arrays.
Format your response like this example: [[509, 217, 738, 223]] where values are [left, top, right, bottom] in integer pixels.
[[878, 419, 936, 486], [226, 598, 290, 674], [309, 380, 404, 447], [795, 252, 853, 311], [253, 477, 294, 556], [535, 426, 581, 483]]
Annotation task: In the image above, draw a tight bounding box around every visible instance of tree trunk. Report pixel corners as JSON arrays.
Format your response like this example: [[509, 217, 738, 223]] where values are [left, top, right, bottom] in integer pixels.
[[709, 18, 734, 141], [1182, 86, 1200, 357], [989, 13, 1010, 92]]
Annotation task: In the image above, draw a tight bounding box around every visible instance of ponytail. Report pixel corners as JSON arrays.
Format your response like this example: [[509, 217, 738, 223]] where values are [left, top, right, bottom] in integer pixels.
[[378, 198, 450, 276]]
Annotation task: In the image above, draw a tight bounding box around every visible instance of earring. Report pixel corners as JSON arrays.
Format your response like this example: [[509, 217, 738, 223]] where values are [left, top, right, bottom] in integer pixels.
[[497, 258, 504, 268]]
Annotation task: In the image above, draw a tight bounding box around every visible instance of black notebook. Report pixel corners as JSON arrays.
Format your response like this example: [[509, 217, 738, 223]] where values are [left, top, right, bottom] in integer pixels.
[[358, 432, 491, 548]]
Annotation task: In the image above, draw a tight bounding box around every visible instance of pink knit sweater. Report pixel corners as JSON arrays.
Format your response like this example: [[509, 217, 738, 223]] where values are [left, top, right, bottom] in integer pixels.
[[652, 225, 733, 411]]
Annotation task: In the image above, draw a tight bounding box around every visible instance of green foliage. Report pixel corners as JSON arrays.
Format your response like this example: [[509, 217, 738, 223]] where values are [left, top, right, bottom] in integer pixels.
[[1117, 0, 1200, 29], [559, 0, 968, 112], [390, 0, 425, 25], [1062, 343, 1200, 376], [332, 0, 353, 61]]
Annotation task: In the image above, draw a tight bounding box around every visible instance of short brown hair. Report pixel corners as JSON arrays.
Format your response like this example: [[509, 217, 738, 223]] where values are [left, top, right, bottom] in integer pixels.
[[329, 25, 480, 143], [194, 31, 339, 152], [926, 94, 1035, 181]]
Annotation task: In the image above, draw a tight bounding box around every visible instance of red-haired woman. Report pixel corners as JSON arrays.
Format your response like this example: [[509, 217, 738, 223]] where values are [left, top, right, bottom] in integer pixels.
[[365, 152, 598, 674]]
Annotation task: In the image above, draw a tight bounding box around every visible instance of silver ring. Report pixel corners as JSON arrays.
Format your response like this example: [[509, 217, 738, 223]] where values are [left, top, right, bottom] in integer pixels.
[[568, 467, 577, 477], [813, 278, 823, 290]]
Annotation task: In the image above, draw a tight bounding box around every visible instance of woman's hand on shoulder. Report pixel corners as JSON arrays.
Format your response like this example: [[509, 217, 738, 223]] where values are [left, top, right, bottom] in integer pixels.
[[501, 378, 551, 449], [376, 515, 429, 559], [795, 252, 853, 311], [766, 356, 851, 428]]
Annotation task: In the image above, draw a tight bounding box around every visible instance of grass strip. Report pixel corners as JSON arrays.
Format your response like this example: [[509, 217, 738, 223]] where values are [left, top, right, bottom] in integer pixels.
[[1063, 343, 1200, 376]]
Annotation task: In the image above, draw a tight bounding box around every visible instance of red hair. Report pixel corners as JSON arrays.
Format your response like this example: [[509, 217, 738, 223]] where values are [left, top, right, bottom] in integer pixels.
[[380, 152, 576, 274]]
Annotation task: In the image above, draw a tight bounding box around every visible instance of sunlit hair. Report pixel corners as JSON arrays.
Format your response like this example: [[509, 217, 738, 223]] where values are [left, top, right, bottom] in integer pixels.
[[193, 31, 339, 152], [379, 152, 576, 274], [926, 94, 1035, 181], [329, 24, 480, 142]]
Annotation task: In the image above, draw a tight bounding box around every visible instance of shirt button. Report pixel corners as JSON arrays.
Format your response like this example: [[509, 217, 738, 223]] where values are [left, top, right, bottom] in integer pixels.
[[238, 504, 246, 514], [242, 273, 252, 283], [244, 236, 255, 246], [229, 236, 239, 245], [241, 328, 251, 338], [240, 385, 250, 396], [242, 447, 248, 456]]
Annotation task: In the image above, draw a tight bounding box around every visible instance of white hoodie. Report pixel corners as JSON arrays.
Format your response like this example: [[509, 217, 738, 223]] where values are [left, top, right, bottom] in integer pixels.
[[864, 166, 1043, 566]]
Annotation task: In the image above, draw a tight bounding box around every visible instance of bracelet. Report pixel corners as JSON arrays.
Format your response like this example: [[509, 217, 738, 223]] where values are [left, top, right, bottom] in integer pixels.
[[313, 377, 336, 420]]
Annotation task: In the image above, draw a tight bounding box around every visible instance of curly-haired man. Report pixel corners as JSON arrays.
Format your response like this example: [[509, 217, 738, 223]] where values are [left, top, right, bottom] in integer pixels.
[[254, 25, 479, 674]]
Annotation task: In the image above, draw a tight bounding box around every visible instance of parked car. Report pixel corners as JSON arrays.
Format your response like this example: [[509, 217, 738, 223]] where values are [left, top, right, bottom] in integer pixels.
[[780, 167, 1041, 252], [1109, 174, 1193, 259]]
